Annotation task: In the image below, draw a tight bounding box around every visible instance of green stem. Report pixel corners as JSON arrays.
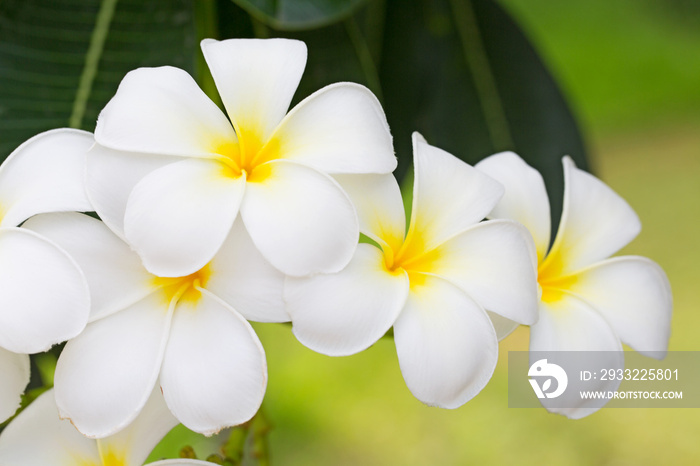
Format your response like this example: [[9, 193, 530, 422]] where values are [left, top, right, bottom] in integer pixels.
[[345, 16, 384, 102], [222, 423, 251, 465], [69, 0, 118, 129], [34, 352, 58, 387], [194, 0, 222, 106], [249, 409, 272, 466], [448, 0, 514, 151]]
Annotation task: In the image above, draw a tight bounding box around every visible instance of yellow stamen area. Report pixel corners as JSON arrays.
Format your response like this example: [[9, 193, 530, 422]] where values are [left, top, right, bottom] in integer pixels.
[[73, 446, 125, 466], [406, 270, 430, 289], [375, 224, 408, 261], [100, 450, 125, 466], [74, 459, 100, 466], [537, 247, 578, 304], [247, 162, 273, 184], [380, 226, 442, 291], [211, 126, 280, 183], [152, 264, 213, 308]]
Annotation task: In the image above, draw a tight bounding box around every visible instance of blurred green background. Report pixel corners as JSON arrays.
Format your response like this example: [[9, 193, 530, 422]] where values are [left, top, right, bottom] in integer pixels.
[[248, 1, 700, 464]]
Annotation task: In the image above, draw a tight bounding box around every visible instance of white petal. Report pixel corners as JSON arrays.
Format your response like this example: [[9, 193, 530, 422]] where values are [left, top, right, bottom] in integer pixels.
[[569, 257, 672, 358], [99, 387, 178, 466], [408, 133, 504, 251], [205, 219, 287, 323], [487, 311, 520, 341], [23, 212, 155, 322], [333, 173, 405, 251], [240, 161, 358, 276], [272, 83, 395, 174], [475, 152, 551, 262], [286, 244, 409, 356], [0, 129, 92, 227], [86, 143, 180, 239], [201, 38, 306, 144], [0, 349, 29, 423], [531, 297, 623, 352], [125, 158, 245, 277], [54, 293, 172, 438], [95, 66, 236, 158], [394, 274, 498, 408], [160, 290, 267, 435], [0, 228, 89, 354], [545, 156, 641, 275], [0, 390, 101, 465], [530, 296, 624, 419], [428, 220, 539, 325]]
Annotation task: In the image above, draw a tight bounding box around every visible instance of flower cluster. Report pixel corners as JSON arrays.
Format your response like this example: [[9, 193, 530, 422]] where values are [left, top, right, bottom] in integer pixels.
[[0, 38, 671, 462]]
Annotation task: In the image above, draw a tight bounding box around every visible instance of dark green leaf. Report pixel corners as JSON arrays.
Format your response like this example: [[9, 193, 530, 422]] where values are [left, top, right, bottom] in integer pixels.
[[281, 21, 372, 98], [0, 0, 197, 162], [230, 0, 368, 30], [379, 0, 588, 226], [249, 0, 589, 228]]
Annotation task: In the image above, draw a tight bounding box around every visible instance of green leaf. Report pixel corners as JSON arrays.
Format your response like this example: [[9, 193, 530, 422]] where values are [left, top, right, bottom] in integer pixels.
[[379, 0, 589, 226], [0, 0, 590, 230], [252, 0, 588, 227], [230, 0, 369, 31], [0, 0, 197, 162]]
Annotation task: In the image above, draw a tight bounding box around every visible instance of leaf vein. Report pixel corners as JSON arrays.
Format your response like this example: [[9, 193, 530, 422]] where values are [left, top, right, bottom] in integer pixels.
[[69, 0, 119, 129]]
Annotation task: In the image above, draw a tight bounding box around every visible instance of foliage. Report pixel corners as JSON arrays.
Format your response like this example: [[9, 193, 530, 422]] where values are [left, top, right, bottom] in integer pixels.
[[0, 0, 588, 223]]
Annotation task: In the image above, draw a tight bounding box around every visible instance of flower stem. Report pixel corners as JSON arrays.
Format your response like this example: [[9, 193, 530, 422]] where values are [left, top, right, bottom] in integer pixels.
[[222, 423, 250, 465], [249, 409, 272, 466]]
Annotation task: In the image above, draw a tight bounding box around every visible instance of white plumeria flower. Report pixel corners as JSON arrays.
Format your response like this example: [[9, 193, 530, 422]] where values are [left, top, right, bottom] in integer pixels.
[[285, 133, 539, 408], [87, 38, 395, 279], [476, 152, 672, 418], [0, 387, 217, 466], [23, 211, 286, 438], [0, 129, 93, 422]]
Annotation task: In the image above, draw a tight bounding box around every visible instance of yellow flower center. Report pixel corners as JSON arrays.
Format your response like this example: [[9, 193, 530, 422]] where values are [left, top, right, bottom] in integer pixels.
[[381, 227, 442, 289], [152, 264, 213, 307], [537, 247, 577, 304], [100, 451, 125, 466], [212, 126, 280, 182], [74, 447, 125, 466]]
